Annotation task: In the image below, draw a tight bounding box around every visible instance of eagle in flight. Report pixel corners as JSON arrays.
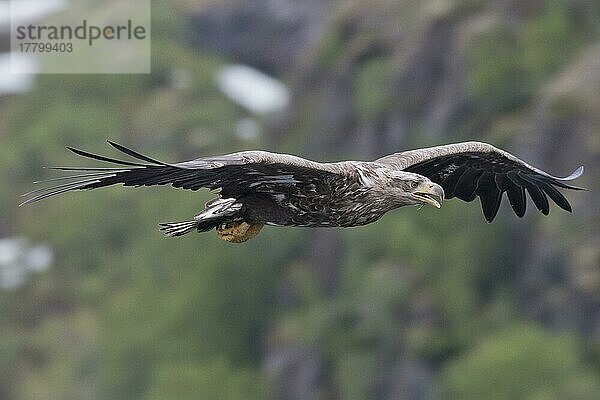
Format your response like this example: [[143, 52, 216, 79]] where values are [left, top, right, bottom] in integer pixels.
[[21, 141, 584, 243]]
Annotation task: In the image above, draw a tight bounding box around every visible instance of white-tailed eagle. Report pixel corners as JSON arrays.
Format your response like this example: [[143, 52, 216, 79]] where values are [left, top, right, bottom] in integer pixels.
[[21, 141, 585, 243]]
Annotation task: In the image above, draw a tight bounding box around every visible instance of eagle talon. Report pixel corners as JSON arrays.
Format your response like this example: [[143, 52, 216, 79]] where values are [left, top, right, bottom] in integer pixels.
[[216, 221, 264, 243]]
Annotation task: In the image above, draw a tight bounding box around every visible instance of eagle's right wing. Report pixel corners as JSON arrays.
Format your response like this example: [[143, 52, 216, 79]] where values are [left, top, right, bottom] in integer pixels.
[[377, 141, 585, 222], [20, 141, 351, 206]]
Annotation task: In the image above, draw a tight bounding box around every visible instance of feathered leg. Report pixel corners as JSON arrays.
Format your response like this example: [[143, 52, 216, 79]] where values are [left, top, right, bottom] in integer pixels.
[[216, 222, 264, 243]]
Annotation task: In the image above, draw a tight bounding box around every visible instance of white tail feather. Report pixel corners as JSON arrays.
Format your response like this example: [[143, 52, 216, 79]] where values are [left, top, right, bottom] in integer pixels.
[[159, 197, 242, 237], [159, 220, 198, 237]]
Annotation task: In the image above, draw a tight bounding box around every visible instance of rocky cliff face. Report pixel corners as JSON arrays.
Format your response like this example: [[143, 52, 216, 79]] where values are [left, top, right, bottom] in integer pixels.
[[184, 0, 333, 75]]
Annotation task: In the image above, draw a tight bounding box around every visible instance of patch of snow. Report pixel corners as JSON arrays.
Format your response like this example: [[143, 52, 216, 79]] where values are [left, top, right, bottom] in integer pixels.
[[0, 237, 54, 290], [216, 64, 290, 114], [0, 52, 37, 95]]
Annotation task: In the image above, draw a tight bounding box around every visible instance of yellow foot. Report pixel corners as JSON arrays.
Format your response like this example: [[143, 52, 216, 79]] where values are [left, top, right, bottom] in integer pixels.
[[216, 221, 264, 243]]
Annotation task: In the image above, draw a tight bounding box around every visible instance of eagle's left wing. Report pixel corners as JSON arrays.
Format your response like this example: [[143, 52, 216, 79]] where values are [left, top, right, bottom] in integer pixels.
[[376, 141, 585, 222], [20, 141, 350, 206]]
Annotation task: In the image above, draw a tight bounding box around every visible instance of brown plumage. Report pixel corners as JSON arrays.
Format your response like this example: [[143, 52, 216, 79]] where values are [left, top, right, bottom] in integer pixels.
[[21, 141, 584, 243]]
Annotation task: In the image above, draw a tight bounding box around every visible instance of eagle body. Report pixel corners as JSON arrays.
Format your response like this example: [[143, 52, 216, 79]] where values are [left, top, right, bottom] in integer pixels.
[[22, 141, 584, 243], [236, 163, 401, 228]]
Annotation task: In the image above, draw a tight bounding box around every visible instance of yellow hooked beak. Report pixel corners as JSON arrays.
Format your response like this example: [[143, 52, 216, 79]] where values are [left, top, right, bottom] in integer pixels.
[[413, 182, 445, 209]]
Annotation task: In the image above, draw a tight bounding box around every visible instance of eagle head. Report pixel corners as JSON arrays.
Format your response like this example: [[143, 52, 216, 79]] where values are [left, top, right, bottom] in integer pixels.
[[388, 171, 445, 209]]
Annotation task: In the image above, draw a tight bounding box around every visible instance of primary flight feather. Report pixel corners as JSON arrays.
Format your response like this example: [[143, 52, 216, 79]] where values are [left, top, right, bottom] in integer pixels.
[[21, 141, 584, 243]]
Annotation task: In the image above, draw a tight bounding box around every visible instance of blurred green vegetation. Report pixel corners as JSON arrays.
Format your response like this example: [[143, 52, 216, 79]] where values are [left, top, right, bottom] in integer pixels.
[[1, 1, 598, 399], [468, 2, 587, 112], [443, 325, 600, 400]]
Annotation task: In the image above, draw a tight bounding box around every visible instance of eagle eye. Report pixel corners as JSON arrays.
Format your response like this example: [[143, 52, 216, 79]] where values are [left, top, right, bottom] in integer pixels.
[[410, 181, 419, 189]]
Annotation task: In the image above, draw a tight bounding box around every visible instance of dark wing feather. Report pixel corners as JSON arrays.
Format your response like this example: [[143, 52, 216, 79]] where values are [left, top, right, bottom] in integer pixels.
[[21, 142, 348, 206], [476, 172, 503, 222], [508, 171, 549, 215], [377, 141, 584, 221], [453, 168, 483, 202], [530, 177, 572, 212], [441, 164, 469, 198], [495, 174, 526, 218]]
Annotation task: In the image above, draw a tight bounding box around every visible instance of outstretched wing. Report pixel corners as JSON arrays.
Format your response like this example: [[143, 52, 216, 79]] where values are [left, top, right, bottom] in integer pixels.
[[20, 141, 349, 206], [377, 141, 585, 222]]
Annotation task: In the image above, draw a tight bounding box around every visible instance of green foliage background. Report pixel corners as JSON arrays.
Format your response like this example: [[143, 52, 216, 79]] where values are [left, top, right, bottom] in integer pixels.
[[1, 1, 598, 399]]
